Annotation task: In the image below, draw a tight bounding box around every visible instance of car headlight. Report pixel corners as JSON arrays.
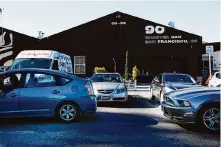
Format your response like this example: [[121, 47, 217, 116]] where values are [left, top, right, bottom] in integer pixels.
[[115, 88, 126, 94], [177, 100, 191, 107], [165, 96, 175, 106]]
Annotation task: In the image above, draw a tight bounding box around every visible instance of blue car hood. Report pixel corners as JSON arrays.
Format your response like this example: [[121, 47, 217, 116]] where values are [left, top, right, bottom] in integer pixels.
[[165, 87, 220, 100]]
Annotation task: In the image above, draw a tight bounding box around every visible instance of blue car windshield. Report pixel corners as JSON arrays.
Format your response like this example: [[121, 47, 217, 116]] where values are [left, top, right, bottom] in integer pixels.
[[10, 58, 52, 70], [163, 74, 196, 83], [91, 74, 122, 83]]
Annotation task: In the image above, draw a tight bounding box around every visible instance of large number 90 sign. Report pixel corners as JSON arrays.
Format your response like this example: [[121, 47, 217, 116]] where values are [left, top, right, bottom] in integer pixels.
[[145, 25, 165, 34]]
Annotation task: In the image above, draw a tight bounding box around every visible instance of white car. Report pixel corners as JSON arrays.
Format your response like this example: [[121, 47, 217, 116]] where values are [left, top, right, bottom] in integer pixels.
[[208, 72, 221, 87], [91, 73, 128, 102]]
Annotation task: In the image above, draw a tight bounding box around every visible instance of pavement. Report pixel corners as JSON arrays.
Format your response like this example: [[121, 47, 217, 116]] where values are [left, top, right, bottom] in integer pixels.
[[0, 91, 219, 147]]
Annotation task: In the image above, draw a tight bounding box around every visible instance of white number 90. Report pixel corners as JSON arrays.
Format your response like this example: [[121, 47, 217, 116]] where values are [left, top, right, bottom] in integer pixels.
[[145, 25, 165, 34]]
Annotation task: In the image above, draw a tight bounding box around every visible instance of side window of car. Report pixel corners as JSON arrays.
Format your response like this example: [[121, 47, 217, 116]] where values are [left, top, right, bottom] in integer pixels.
[[25, 73, 56, 88], [60, 77, 71, 85], [1, 73, 22, 89], [52, 60, 59, 70]]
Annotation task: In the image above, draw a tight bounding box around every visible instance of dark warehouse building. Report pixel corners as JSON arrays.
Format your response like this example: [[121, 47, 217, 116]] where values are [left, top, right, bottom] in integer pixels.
[[1, 11, 204, 77], [0, 27, 39, 66], [39, 11, 203, 77]]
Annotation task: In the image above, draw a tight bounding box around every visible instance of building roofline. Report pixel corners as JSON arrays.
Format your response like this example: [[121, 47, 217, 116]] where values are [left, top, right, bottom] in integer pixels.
[[1, 11, 202, 40], [42, 11, 115, 39], [43, 11, 202, 39], [0, 27, 38, 40], [119, 11, 202, 38]]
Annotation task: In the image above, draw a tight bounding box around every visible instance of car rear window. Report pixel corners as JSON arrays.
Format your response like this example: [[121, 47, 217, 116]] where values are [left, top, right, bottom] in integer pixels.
[[91, 74, 122, 83]]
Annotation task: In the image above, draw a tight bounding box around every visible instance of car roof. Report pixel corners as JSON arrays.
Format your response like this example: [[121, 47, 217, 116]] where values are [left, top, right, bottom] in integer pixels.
[[0, 68, 75, 79], [162, 73, 191, 76]]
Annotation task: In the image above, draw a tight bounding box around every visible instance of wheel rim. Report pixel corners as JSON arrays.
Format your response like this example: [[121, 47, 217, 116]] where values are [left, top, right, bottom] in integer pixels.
[[60, 104, 76, 121], [203, 108, 220, 131]]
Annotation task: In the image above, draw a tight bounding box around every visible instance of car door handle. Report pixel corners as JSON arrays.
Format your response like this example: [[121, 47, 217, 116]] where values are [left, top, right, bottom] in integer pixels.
[[52, 90, 60, 94], [9, 93, 18, 97]]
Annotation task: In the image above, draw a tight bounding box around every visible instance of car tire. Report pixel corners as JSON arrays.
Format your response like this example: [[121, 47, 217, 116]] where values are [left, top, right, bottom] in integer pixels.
[[197, 104, 220, 133], [56, 102, 80, 123]]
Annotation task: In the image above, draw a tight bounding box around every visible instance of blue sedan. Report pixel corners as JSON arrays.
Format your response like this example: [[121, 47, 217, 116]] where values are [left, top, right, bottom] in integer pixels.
[[0, 68, 97, 122], [161, 87, 220, 132]]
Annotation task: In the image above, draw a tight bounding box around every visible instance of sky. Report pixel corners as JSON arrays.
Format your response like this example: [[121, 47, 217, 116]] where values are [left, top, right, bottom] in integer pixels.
[[0, 1, 220, 42]]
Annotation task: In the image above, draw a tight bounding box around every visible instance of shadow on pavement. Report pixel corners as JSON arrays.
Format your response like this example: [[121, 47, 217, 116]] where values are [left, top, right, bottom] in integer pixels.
[[79, 111, 158, 127], [178, 123, 220, 135], [98, 95, 160, 108], [0, 117, 56, 126], [0, 111, 158, 130]]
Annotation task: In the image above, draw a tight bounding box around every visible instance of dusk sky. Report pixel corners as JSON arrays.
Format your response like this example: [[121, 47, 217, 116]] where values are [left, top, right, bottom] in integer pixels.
[[0, 1, 220, 42]]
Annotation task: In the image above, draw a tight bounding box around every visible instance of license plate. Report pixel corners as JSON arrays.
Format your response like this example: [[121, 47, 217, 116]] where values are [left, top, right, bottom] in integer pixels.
[[101, 96, 110, 100]]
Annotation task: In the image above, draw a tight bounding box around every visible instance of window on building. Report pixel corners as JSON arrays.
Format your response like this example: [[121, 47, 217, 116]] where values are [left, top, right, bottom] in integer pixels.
[[74, 56, 86, 74]]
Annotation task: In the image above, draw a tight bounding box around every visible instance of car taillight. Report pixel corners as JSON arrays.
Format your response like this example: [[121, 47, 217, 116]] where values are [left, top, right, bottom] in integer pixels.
[[86, 81, 94, 96]]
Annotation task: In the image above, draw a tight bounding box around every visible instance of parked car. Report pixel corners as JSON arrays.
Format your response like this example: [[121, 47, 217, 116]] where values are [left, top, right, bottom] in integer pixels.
[[208, 72, 221, 87], [150, 73, 201, 101], [161, 87, 220, 132], [9, 50, 73, 74], [91, 73, 128, 102], [0, 68, 96, 122]]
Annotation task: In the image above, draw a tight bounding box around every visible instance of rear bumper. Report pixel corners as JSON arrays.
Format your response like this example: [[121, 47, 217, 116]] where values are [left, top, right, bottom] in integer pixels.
[[161, 101, 195, 124]]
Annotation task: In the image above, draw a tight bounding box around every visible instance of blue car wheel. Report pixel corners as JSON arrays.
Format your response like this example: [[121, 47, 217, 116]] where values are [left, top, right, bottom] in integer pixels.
[[197, 104, 220, 133], [56, 102, 79, 122]]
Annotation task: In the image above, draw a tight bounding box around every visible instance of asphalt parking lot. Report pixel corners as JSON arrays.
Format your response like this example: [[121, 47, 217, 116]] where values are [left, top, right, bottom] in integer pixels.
[[0, 91, 219, 147]]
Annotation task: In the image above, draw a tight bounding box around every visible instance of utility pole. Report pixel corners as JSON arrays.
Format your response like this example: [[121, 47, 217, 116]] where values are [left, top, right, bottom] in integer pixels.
[[209, 52, 212, 77], [113, 58, 116, 72]]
